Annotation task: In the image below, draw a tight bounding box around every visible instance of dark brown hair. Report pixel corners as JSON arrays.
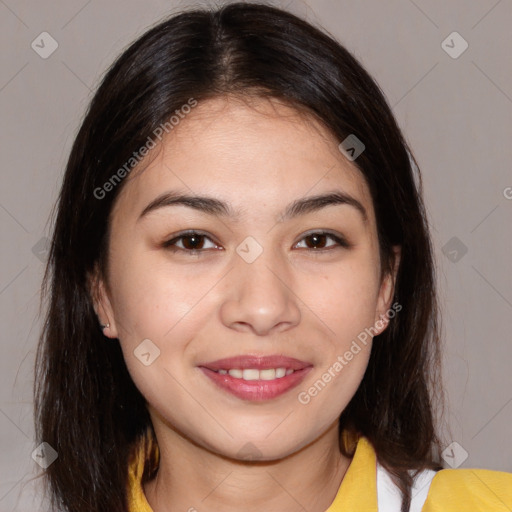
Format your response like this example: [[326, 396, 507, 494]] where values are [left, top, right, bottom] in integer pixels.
[[34, 2, 444, 511]]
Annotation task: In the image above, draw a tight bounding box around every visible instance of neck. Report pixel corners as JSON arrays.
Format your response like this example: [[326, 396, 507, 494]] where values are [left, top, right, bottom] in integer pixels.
[[143, 420, 351, 512]]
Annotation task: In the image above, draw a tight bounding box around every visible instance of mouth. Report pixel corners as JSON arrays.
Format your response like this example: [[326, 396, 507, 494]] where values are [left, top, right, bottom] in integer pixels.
[[198, 355, 313, 401], [214, 367, 295, 380]]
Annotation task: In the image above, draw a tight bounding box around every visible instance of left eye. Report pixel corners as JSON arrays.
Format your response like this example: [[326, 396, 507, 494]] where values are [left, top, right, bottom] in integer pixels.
[[294, 232, 348, 250]]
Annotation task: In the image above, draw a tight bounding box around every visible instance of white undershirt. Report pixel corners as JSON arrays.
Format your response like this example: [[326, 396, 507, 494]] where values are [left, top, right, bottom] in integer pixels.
[[376, 462, 437, 511]]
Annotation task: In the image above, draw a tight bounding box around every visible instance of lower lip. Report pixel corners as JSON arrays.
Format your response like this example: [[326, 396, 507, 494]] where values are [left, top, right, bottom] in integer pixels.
[[199, 367, 312, 401]]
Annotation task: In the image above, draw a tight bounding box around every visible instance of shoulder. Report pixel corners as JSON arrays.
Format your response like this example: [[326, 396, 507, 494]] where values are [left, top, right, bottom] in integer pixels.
[[377, 461, 512, 512], [423, 467, 512, 512]]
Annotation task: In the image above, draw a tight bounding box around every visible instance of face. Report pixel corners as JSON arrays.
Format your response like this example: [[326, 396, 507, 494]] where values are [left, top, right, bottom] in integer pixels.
[[91, 96, 399, 460]]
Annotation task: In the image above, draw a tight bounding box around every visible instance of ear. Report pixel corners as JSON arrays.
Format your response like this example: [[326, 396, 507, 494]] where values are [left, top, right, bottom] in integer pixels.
[[87, 265, 119, 339], [373, 245, 401, 336]]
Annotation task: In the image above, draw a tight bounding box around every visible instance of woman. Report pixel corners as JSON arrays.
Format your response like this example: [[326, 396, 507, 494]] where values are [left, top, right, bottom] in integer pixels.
[[34, 3, 512, 512]]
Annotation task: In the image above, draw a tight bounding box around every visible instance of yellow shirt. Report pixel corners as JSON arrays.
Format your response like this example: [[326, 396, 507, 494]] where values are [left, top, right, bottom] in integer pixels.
[[127, 435, 512, 511]]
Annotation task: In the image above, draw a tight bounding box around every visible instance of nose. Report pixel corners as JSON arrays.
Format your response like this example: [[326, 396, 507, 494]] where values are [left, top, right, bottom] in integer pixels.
[[219, 251, 301, 336]]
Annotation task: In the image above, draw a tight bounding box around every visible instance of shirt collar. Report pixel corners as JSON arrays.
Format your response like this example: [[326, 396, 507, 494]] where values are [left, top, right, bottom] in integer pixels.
[[326, 434, 378, 511]]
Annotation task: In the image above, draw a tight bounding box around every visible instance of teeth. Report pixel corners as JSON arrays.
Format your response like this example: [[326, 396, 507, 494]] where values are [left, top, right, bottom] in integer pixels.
[[220, 367, 294, 380], [242, 369, 260, 381], [259, 369, 276, 380], [276, 368, 286, 378]]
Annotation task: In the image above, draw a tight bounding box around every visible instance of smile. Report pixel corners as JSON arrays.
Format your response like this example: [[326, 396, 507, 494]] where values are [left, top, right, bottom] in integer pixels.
[[198, 355, 313, 401], [215, 368, 295, 380]]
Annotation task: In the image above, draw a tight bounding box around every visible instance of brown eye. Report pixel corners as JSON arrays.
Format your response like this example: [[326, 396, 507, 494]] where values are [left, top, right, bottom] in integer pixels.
[[163, 232, 220, 252], [294, 231, 350, 250], [181, 234, 206, 250], [303, 233, 329, 249]]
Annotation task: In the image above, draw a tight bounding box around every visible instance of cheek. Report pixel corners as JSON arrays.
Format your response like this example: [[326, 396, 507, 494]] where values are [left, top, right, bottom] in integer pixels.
[[109, 249, 217, 340], [108, 261, 205, 404], [107, 249, 227, 394], [316, 348, 371, 416], [295, 338, 372, 434], [296, 257, 380, 341]]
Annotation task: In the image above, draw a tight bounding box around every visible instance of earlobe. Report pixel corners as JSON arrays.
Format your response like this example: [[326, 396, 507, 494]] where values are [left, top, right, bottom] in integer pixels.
[[86, 267, 119, 339], [374, 245, 401, 334]]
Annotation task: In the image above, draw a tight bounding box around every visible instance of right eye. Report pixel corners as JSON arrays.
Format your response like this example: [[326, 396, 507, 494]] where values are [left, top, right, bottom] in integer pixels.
[[162, 231, 221, 254]]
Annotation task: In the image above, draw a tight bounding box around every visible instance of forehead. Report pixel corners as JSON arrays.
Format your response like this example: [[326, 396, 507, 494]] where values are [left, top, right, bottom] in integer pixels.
[[112, 95, 374, 224]]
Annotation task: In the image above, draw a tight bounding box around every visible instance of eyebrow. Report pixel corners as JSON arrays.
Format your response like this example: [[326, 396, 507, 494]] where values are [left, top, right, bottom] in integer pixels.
[[137, 190, 367, 223]]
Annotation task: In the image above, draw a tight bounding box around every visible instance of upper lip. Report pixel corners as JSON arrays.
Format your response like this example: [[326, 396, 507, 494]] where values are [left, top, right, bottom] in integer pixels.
[[199, 355, 312, 371]]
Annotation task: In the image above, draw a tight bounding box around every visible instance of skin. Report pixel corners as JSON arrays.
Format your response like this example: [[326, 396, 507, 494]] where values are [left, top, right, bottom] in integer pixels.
[[90, 96, 400, 512]]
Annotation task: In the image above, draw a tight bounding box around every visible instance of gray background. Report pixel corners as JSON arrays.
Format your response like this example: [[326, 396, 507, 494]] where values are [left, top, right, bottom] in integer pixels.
[[1, 0, 511, 509]]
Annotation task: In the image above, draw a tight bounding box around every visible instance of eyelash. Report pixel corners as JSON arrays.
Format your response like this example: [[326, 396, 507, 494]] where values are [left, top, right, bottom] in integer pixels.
[[161, 230, 351, 254]]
